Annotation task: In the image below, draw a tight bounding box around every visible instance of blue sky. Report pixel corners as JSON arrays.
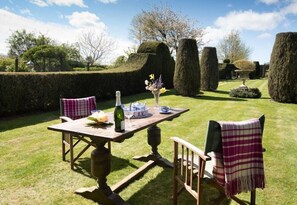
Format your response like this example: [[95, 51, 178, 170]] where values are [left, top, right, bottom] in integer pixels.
[[1, 0, 297, 64]]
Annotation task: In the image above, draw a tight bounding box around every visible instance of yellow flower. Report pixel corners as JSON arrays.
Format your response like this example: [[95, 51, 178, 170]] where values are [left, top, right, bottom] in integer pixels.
[[160, 87, 167, 94], [149, 74, 154, 80]]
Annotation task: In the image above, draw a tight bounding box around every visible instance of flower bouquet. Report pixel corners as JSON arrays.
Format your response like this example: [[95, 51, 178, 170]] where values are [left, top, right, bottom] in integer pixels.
[[145, 74, 167, 107]]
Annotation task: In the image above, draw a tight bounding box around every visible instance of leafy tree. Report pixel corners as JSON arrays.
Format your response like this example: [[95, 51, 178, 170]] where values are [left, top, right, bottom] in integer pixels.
[[22, 45, 67, 71], [7, 29, 52, 57], [77, 30, 115, 66], [35, 34, 52, 46], [61, 43, 81, 62], [130, 5, 204, 54], [217, 30, 251, 63], [60, 43, 84, 68]]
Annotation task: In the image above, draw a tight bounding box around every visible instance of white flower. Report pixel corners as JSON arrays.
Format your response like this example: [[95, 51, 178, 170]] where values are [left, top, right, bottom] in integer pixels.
[[144, 73, 167, 93]]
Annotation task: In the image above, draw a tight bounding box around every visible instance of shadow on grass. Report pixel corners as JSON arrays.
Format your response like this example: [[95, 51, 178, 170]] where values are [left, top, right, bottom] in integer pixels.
[[193, 95, 247, 102], [169, 89, 246, 102], [74, 155, 139, 179], [0, 111, 59, 132], [213, 90, 230, 95], [126, 168, 231, 205]]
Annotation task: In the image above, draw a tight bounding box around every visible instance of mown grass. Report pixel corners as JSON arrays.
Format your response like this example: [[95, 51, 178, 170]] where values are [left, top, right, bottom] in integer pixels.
[[0, 78, 296, 205]]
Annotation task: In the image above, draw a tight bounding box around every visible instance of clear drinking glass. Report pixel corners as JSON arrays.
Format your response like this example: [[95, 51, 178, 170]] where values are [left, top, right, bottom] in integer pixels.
[[124, 109, 134, 128]]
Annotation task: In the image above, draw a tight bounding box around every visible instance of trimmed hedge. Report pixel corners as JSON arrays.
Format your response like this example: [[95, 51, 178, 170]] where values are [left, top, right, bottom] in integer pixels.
[[229, 87, 262, 98], [0, 41, 175, 116], [268, 32, 297, 103], [219, 63, 236, 79], [174, 38, 200, 96], [0, 71, 143, 116], [200, 47, 219, 91]]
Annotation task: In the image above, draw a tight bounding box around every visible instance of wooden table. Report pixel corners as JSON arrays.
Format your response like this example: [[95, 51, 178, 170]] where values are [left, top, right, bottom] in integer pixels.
[[48, 107, 189, 204]]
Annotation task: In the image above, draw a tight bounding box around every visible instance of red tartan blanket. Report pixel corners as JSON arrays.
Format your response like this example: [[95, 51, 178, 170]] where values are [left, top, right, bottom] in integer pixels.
[[212, 118, 265, 197], [62, 96, 96, 120]]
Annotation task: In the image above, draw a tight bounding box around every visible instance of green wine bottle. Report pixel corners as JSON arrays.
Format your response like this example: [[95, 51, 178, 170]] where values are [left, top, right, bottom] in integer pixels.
[[114, 91, 125, 132]]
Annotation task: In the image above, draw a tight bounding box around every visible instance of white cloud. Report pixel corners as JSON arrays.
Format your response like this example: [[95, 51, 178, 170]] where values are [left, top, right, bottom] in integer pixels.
[[29, 0, 48, 7], [29, 0, 87, 7], [97, 0, 117, 4], [203, 26, 230, 46], [257, 32, 273, 39], [48, 0, 87, 7], [0, 9, 130, 63], [214, 10, 284, 31], [20, 9, 32, 16], [0, 9, 78, 53], [281, 1, 297, 15], [258, 0, 279, 5], [4, 6, 11, 11], [66, 11, 106, 30]]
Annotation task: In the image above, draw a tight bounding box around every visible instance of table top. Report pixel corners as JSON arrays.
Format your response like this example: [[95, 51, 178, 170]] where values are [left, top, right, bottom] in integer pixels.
[[48, 107, 189, 142]]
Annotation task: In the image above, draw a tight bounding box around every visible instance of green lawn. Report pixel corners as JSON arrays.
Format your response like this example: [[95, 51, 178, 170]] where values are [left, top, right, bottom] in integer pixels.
[[0, 78, 296, 205]]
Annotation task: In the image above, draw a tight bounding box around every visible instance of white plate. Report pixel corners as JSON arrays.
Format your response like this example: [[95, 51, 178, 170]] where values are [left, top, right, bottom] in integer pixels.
[[159, 110, 171, 114]]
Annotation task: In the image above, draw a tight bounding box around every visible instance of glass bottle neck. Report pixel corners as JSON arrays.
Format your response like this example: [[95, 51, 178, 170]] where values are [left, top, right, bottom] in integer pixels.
[[115, 91, 121, 106]]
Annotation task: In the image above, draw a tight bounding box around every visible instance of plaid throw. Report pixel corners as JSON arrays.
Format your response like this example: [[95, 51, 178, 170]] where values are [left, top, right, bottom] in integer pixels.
[[62, 96, 96, 120], [212, 118, 265, 197]]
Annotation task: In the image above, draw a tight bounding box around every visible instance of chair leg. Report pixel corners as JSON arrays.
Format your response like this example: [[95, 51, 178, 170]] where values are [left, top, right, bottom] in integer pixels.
[[173, 177, 178, 205], [250, 190, 256, 205], [63, 133, 102, 170], [62, 133, 66, 161], [69, 135, 74, 170], [173, 142, 178, 205], [107, 141, 111, 152], [73, 143, 92, 162]]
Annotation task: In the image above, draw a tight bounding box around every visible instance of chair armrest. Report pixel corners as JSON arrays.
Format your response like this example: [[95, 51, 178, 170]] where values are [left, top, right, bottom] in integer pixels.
[[171, 136, 211, 161], [60, 116, 73, 123]]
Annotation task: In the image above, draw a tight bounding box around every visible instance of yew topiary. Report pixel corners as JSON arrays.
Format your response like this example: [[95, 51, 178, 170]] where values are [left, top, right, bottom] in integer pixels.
[[174, 39, 200, 96], [200, 47, 219, 91], [268, 32, 297, 103]]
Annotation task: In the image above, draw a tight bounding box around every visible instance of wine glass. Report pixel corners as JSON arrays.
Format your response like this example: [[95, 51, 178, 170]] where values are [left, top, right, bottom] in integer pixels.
[[124, 109, 134, 128]]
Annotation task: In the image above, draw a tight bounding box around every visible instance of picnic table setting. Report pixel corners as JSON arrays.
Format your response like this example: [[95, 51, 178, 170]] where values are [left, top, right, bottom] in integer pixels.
[[47, 74, 189, 204]]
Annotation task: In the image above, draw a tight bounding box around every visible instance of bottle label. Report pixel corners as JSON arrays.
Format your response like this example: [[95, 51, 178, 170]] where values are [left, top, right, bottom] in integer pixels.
[[121, 120, 125, 130]]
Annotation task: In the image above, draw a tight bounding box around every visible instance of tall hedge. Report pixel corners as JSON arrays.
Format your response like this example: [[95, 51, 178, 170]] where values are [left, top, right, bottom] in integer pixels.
[[116, 41, 175, 88], [0, 41, 176, 117], [137, 41, 175, 88], [218, 63, 235, 79], [200, 47, 219, 91], [0, 72, 143, 116], [174, 39, 200, 96], [268, 32, 297, 103]]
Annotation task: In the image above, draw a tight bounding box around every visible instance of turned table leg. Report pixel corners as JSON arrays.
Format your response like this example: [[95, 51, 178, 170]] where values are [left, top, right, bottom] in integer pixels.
[[91, 144, 112, 196], [133, 125, 173, 168], [75, 141, 127, 205]]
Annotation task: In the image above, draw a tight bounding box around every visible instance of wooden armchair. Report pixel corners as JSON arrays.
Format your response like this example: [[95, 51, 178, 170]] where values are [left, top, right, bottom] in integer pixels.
[[60, 96, 111, 169], [172, 115, 265, 205]]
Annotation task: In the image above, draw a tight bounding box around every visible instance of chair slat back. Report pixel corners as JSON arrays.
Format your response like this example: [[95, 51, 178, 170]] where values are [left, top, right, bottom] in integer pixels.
[[204, 115, 265, 154], [60, 96, 96, 120]]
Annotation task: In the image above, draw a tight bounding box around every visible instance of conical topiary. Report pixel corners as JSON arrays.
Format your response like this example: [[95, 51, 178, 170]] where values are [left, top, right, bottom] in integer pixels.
[[200, 47, 219, 91], [174, 39, 200, 96], [268, 32, 297, 103]]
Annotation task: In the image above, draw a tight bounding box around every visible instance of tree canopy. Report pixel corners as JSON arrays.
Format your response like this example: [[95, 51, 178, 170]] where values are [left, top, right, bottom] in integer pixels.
[[130, 5, 204, 54], [22, 45, 68, 71], [217, 30, 251, 63], [7, 29, 52, 57]]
